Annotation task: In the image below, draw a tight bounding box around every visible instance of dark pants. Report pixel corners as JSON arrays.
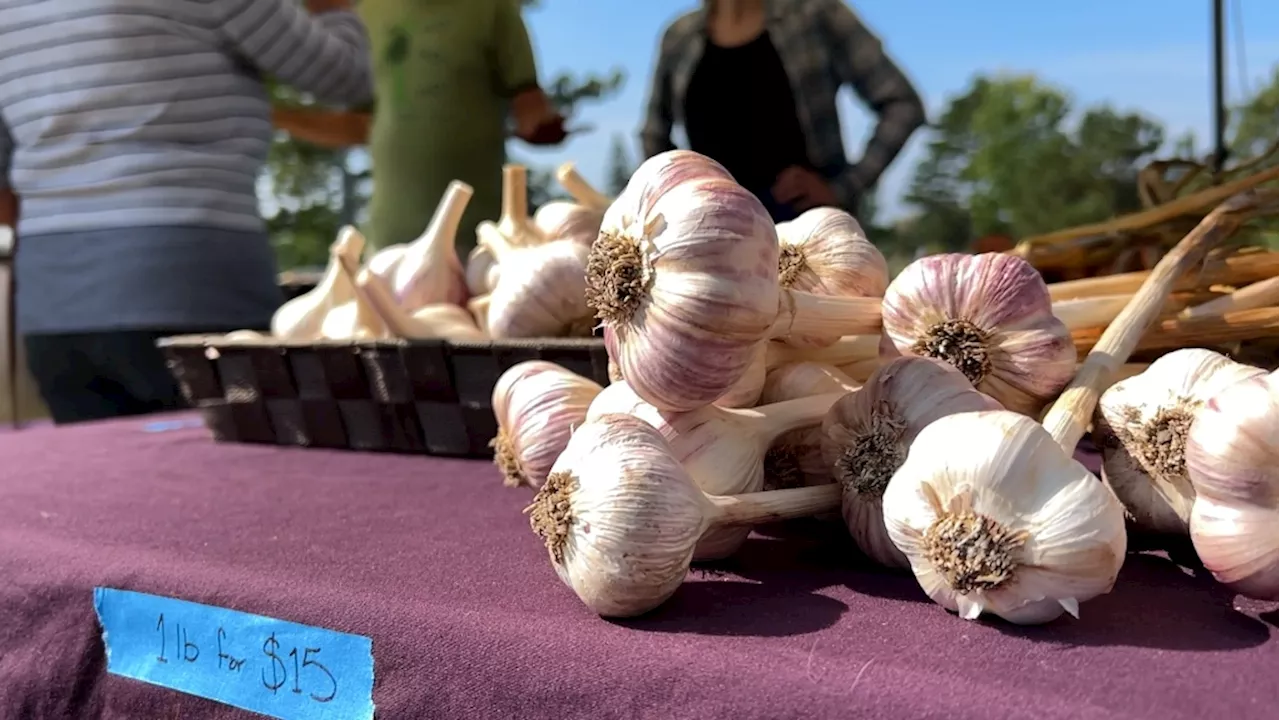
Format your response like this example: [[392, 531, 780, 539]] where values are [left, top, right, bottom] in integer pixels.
[[23, 331, 188, 425]]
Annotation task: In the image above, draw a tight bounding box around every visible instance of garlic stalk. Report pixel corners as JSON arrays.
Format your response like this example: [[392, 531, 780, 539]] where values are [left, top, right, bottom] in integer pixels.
[[589, 150, 880, 411], [1093, 348, 1266, 535], [775, 208, 889, 348], [1179, 276, 1279, 319], [556, 161, 613, 211], [760, 363, 861, 493], [477, 222, 594, 339], [1186, 370, 1278, 600], [533, 201, 604, 246], [367, 180, 472, 310], [822, 357, 1000, 568], [881, 252, 1077, 416], [318, 228, 387, 340], [526, 413, 842, 617], [491, 360, 603, 489], [586, 380, 844, 559], [496, 164, 545, 247], [270, 228, 364, 340]]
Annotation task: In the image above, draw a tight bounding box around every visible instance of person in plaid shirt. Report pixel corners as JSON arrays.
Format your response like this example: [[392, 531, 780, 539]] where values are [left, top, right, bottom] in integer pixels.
[[640, 0, 925, 222]]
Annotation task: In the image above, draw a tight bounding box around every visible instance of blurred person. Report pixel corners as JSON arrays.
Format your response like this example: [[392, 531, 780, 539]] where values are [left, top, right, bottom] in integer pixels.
[[0, 0, 374, 425], [641, 0, 926, 222], [273, 0, 565, 254]]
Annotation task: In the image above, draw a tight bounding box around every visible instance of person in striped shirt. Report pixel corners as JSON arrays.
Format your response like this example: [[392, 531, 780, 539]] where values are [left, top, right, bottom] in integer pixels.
[[0, 0, 374, 425]]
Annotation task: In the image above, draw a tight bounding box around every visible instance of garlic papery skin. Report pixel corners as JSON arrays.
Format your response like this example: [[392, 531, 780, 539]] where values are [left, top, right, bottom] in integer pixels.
[[882, 411, 1127, 623], [775, 208, 889, 348], [467, 294, 491, 335], [384, 180, 473, 311], [761, 361, 860, 405], [527, 413, 841, 617], [881, 252, 1077, 417], [1092, 348, 1266, 536], [478, 222, 594, 339], [585, 380, 844, 559], [270, 229, 364, 341], [533, 201, 604, 246], [556, 161, 613, 211], [1186, 371, 1279, 600], [822, 357, 1002, 569], [491, 361, 603, 489]]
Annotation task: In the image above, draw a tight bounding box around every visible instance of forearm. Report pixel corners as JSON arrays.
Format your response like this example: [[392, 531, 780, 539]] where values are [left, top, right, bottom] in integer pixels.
[[272, 107, 371, 148], [850, 100, 926, 190]]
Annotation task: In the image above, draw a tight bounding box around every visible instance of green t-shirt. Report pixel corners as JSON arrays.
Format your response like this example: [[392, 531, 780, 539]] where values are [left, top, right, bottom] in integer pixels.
[[358, 0, 537, 254]]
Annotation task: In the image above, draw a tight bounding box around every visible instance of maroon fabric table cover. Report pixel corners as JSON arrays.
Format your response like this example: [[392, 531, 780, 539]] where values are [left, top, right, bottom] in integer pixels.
[[0, 415, 1275, 720]]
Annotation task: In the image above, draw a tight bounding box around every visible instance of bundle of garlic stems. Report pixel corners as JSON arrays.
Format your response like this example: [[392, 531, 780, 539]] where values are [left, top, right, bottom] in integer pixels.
[[880, 189, 1274, 625]]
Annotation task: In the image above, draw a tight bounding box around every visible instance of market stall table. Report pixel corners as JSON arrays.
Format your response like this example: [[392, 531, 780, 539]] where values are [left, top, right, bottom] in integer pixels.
[[0, 415, 1275, 719]]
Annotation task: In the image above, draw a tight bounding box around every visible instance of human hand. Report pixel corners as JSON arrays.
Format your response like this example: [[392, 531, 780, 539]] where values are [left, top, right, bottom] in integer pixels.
[[511, 88, 567, 145], [772, 166, 839, 212]]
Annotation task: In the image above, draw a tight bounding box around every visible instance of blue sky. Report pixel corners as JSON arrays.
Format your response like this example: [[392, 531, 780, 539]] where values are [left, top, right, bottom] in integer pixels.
[[510, 0, 1280, 221]]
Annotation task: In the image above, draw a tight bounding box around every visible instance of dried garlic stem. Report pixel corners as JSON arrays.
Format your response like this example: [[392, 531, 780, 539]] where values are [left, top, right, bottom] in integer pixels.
[[1179, 276, 1279, 319], [498, 165, 543, 247], [1043, 189, 1277, 452], [556, 162, 613, 210], [769, 291, 882, 342], [1047, 250, 1278, 301], [765, 335, 880, 367], [706, 484, 842, 526]]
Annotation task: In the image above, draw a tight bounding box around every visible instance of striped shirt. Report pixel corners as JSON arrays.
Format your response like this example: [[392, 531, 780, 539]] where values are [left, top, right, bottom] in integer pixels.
[[641, 0, 926, 213], [0, 0, 373, 334]]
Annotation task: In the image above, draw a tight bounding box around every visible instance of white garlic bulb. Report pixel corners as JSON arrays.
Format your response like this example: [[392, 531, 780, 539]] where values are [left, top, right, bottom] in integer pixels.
[[587, 150, 881, 412], [366, 180, 472, 311], [533, 201, 604, 246], [491, 361, 603, 488], [586, 380, 842, 559], [271, 228, 364, 341], [881, 253, 1077, 416], [465, 243, 500, 296], [1186, 370, 1278, 600], [822, 357, 1001, 568], [775, 208, 889, 348], [883, 411, 1127, 623], [478, 223, 594, 339], [1093, 348, 1266, 536], [527, 413, 841, 617]]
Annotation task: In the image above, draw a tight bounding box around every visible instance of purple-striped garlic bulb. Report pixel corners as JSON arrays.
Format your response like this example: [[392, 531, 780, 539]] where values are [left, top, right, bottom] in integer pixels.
[[775, 208, 889, 348], [478, 224, 594, 339], [1186, 370, 1278, 600], [587, 150, 882, 412], [880, 253, 1076, 417], [585, 379, 843, 560], [491, 361, 603, 489], [822, 357, 1001, 568]]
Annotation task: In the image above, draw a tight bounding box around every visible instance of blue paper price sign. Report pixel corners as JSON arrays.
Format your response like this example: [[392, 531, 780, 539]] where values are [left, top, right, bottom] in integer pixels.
[[93, 588, 374, 720]]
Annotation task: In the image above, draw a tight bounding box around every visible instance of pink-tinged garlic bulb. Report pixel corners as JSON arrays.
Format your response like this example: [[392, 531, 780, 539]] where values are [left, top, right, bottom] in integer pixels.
[[367, 180, 472, 311], [822, 357, 1001, 568], [478, 223, 594, 339], [533, 201, 604, 246], [1186, 371, 1279, 600], [881, 253, 1076, 416], [1093, 348, 1266, 536], [588, 150, 881, 412], [760, 363, 861, 493], [527, 413, 841, 617], [585, 380, 843, 559], [775, 208, 889, 348], [491, 361, 603, 489]]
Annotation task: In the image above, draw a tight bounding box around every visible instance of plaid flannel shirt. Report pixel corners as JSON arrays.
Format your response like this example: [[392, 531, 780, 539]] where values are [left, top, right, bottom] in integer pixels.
[[640, 0, 926, 212]]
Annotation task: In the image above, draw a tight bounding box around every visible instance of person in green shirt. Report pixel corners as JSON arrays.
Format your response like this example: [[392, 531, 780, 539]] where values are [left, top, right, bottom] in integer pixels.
[[275, 0, 564, 256]]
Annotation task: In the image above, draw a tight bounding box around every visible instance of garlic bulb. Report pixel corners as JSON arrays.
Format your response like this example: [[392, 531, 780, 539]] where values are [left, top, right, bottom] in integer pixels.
[[881, 252, 1077, 416], [1092, 348, 1266, 535], [533, 201, 604, 246], [318, 228, 387, 340], [775, 208, 889, 348], [589, 150, 881, 411], [367, 180, 472, 310], [478, 223, 594, 339], [270, 229, 364, 340], [586, 380, 843, 559], [760, 363, 860, 493], [822, 357, 1001, 568], [1186, 370, 1278, 600], [491, 361, 603, 488], [465, 243, 500, 296], [496, 164, 545, 247], [556, 161, 613, 211], [883, 411, 1127, 623], [467, 294, 492, 335], [409, 303, 488, 341], [527, 413, 841, 617]]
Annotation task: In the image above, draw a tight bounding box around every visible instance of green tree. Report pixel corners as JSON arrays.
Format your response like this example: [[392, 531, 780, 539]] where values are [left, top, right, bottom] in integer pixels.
[[1229, 66, 1279, 162]]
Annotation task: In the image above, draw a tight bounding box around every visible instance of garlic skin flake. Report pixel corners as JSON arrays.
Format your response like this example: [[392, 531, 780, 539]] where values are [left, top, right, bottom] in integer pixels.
[[881, 253, 1076, 416], [1186, 370, 1279, 600], [883, 411, 1127, 624], [823, 357, 1001, 569], [1093, 348, 1266, 536], [491, 361, 603, 489]]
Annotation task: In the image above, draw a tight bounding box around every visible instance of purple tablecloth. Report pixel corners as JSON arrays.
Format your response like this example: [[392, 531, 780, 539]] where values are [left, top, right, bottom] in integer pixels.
[[0, 415, 1275, 719]]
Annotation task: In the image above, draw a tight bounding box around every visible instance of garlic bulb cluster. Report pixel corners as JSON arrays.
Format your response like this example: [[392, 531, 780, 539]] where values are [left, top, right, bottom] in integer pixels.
[[590, 150, 881, 411], [586, 379, 842, 559], [822, 357, 1001, 568], [881, 253, 1076, 416], [1186, 370, 1278, 600], [527, 413, 840, 617], [477, 223, 594, 338], [883, 411, 1127, 623], [491, 361, 603, 489], [1093, 348, 1265, 535]]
